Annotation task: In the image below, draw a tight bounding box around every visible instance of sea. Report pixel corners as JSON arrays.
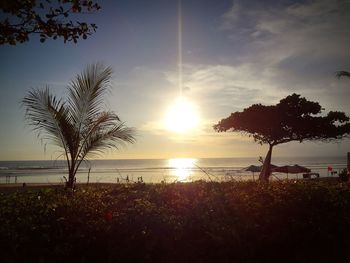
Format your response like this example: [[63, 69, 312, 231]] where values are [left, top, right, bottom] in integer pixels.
[[0, 156, 347, 185]]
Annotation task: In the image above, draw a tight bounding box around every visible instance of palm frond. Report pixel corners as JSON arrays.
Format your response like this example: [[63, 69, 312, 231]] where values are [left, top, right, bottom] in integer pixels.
[[22, 88, 74, 150], [67, 63, 113, 129], [80, 121, 135, 159], [335, 71, 350, 78], [73, 111, 121, 161], [83, 111, 121, 137]]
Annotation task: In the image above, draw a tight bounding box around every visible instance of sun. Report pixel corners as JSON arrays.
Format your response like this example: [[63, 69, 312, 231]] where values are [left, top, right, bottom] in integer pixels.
[[164, 98, 199, 133]]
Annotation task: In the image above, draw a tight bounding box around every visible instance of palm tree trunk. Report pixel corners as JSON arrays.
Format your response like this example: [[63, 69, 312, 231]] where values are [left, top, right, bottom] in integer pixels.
[[66, 162, 76, 188], [259, 144, 273, 182]]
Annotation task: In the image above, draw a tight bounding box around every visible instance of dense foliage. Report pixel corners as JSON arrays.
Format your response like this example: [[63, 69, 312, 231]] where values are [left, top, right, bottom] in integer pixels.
[[0, 0, 100, 45], [214, 94, 350, 180], [1, 181, 350, 262]]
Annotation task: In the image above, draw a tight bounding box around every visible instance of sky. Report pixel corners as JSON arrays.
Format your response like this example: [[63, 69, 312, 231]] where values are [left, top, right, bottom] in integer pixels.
[[0, 0, 350, 161]]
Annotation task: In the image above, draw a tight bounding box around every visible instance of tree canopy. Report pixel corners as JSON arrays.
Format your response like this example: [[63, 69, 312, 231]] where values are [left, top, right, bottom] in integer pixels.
[[214, 93, 350, 146], [0, 0, 100, 45], [214, 93, 350, 180]]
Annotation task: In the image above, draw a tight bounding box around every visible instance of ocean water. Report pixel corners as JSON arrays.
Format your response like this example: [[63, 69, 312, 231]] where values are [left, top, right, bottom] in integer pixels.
[[0, 156, 347, 184]]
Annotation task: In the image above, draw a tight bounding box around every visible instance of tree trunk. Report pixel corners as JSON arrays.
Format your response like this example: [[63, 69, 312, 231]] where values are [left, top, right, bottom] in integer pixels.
[[66, 167, 75, 189], [259, 144, 273, 182]]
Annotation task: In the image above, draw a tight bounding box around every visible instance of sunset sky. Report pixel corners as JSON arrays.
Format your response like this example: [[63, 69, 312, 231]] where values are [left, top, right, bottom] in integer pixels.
[[1, 0, 350, 161]]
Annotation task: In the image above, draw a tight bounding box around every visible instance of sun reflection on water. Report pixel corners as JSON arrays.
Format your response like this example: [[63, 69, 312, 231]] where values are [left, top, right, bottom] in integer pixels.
[[168, 158, 197, 182]]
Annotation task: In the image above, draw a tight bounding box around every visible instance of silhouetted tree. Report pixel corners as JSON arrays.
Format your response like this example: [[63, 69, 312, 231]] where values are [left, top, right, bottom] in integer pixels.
[[214, 94, 350, 181], [22, 64, 135, 188], [0, 0, 100, 45]]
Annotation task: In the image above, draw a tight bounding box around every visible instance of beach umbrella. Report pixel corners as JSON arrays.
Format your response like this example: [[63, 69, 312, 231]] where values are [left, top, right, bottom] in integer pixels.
[[243, 165, 260, 181], [273, 164, 310, 174], [270, 164, 279, 169], [243, 164, 279, 180], [243, 164, 279, 172], [272, 164, 310, 179], [243, 165, 261, 173]]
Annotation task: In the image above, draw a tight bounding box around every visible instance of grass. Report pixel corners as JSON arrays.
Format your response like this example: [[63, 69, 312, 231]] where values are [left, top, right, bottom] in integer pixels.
[[1, 180, 350, 262]]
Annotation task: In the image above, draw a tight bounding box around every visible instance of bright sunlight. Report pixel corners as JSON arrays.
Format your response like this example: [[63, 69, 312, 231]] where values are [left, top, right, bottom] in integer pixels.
[[168, 158, 197, 181], [164, 98, 199, 133]]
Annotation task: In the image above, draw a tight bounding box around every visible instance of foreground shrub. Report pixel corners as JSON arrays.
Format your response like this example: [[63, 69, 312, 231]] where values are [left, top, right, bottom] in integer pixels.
[[339, 168, 349, 182], [1, 181, 350, 262]]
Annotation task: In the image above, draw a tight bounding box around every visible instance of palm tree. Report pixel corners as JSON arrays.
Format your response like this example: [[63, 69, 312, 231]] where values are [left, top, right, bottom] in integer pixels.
[[336, 71, 350, 78], [22, 64, 135, 188]]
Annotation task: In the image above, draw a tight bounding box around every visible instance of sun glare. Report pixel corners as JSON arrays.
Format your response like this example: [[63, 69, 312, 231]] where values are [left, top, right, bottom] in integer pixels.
[[168, 158, 196, 181], [164, 98, 199, 133]]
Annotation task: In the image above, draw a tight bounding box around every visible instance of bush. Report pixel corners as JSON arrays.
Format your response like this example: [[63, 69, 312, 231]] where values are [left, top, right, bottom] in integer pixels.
[[338, 168, 349, 181], [1, 181, 350, 262]]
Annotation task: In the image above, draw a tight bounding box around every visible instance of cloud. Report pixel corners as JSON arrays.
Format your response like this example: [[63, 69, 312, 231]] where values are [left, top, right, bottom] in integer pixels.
[[166, 63, 287, 116], [218, 1, 240, 31], [218, 0, 350, 112], [112, 0, 350, 157], [139, 61, 285, 141]]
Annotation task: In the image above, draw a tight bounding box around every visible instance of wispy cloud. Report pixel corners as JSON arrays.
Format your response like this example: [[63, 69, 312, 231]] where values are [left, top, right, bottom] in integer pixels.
[[138, 62, 283, 143], [218, 0, 350, 111], [118, 0, 350, 158], [165, 63, 283, 116]]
